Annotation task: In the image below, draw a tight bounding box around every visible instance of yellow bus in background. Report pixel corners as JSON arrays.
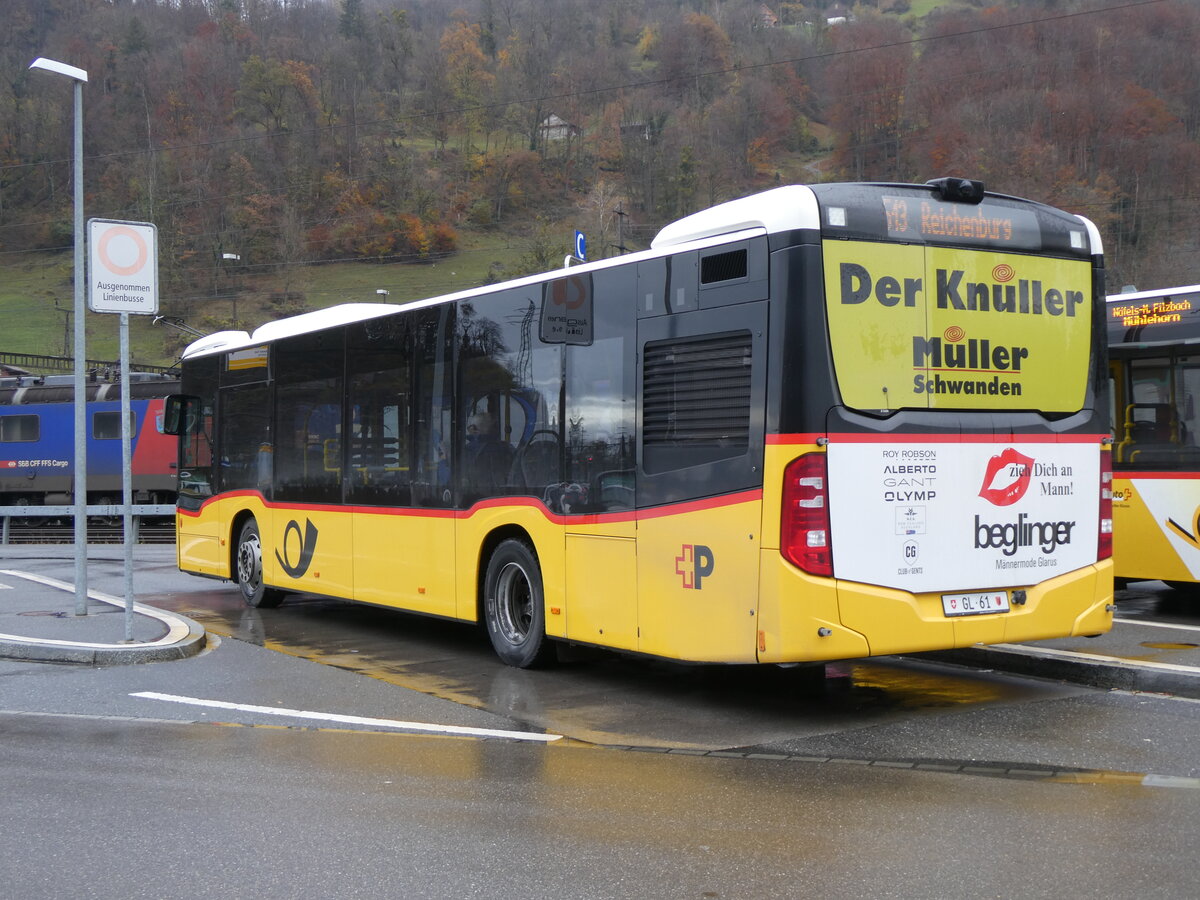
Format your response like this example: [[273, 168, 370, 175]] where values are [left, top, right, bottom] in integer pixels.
[[1108, 284, 1200, 590], [166, 178, 1113, 667]]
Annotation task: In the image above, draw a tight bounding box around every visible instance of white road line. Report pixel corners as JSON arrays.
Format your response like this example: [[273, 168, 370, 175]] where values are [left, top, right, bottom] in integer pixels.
[[1113, 690, 1200, 706], [131, 691, 563, 743], [1115, 617, 1200, 635], [0, 569, 193, 646], [991, 643, 1200, 674], [1139, 774, 1200, 789]]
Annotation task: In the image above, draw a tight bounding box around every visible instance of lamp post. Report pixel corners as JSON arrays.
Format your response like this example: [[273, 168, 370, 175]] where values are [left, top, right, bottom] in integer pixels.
[[30, 57, 89, 615], [221, 252, 241, 325]]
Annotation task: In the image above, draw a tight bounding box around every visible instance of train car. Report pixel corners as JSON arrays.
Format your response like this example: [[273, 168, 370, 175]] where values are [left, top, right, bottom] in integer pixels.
[[0, 372, 179, 510]]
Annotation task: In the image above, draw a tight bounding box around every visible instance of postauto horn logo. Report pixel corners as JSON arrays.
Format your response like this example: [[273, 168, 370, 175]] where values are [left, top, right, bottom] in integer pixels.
[[978, 447, 1034, 507]]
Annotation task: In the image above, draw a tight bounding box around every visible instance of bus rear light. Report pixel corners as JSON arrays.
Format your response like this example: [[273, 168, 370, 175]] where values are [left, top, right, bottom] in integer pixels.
[[782, 453, 833, 577], [1098, 448, 1113, 560]]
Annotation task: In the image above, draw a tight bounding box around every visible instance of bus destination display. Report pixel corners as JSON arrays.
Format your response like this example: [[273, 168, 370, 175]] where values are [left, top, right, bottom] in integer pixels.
[[1108, 292, 1200, 344], [883, 196, 1042, 250]]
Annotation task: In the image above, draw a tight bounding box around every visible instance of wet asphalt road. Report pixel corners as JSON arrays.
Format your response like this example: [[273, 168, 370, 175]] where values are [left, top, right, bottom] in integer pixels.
[[1, 547, 1197, 897]]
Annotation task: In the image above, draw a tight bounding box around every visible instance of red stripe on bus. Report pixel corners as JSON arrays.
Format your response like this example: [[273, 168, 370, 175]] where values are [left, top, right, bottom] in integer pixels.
[[769, 432, 1105, 445], [1113, 470, 1200, 479], [174, 488, 762, 525], [635, 489, 762, 520]]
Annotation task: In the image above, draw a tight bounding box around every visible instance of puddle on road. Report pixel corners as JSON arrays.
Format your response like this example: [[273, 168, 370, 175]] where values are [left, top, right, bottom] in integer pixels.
[[1139, 642, 1199, 651], [154, 589, 1050, 749], [843, 661, 1012, 709]]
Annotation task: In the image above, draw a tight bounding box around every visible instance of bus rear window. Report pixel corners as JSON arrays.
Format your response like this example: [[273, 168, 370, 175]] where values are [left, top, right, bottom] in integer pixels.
[[823, 241, 1093, 414]]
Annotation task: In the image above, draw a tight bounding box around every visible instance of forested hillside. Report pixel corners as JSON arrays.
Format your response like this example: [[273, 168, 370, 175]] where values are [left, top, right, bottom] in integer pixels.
[[2, 0, 1198, 360]]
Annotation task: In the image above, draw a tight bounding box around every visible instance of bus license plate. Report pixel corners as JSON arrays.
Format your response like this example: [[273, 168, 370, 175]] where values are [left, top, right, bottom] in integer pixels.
[[942, 591, 1011, 617]]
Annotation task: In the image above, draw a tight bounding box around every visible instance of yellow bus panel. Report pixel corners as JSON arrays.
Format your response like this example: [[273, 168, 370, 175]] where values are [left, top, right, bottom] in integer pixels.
[[351, 510, 457, 617], [636, 495, 762, 662], [1112, 475, 1200, 583]]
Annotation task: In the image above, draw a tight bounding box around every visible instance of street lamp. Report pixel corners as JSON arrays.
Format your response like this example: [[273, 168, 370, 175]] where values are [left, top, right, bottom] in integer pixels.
[[30, 56, 89, 616], [376, 289, 390, 298], [221, 252, 241, 324]]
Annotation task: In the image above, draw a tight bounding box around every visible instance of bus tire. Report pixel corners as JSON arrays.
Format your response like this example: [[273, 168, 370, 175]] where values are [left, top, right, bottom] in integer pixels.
[[236, 518, 285, 609], [483, 538, 553, 668]]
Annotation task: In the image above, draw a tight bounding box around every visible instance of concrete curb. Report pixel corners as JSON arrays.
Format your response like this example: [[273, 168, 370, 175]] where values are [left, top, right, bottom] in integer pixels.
[[0, 617, 207, 665], [928, 643, 1200, 699], [0, 568, 207, 665]]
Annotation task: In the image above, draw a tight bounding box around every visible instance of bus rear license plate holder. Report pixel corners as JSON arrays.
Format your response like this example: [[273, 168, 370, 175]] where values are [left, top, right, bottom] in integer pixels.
[[941, 591, 1011, 617]]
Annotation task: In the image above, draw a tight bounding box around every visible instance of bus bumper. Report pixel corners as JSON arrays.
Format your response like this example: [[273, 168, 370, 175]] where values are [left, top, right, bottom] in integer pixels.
[[757, 553, 1113, 663]]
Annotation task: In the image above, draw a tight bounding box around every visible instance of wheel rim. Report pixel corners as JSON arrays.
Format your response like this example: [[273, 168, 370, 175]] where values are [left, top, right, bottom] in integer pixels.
[[494, 560, 534, 645], [237, 533, 263, 594]]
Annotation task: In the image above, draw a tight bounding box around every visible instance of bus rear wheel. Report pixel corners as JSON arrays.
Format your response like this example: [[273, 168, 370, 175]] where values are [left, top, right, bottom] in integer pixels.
[[483, 539, 553, 668], [236, 519, 285, 609]]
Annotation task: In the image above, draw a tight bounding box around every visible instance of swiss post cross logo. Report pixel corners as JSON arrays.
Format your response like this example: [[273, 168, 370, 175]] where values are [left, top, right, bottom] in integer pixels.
[[675, 544, 714, 590]]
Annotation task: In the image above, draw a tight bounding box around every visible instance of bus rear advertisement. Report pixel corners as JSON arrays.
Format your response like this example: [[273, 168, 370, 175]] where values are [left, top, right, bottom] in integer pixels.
[[166, 177, 1113, 667]]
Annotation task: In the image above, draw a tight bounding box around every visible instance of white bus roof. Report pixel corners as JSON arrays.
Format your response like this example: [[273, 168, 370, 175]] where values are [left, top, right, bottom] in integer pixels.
[[1107, 284, 1200, 303], [651, 185, 820, 248]]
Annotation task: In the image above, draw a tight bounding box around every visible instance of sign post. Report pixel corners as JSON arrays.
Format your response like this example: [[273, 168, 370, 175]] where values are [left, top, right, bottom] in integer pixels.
[[88, 219, 158, 640]]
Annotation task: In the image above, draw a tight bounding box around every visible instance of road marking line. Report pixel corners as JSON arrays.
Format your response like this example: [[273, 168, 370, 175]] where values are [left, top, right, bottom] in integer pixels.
[[131, 691, 563, 743], [1115, 617, 1200, 634], [0, 569, 194, 646], [1113, 690, 1200, 706], [988, 643, 1200, 675]]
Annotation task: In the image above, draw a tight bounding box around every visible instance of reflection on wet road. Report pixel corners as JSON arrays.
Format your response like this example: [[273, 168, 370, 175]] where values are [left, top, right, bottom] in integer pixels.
[[152, 586, 1073, 751]]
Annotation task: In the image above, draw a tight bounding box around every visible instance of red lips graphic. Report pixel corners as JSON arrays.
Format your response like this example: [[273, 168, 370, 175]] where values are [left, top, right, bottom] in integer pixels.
[[979, 447, 1034, 506]]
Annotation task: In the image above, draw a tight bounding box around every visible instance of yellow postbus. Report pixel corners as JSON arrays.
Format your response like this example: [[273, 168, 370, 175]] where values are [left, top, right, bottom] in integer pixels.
[[165, 178, 1113, 667], [1108, 284, 1200, 590]]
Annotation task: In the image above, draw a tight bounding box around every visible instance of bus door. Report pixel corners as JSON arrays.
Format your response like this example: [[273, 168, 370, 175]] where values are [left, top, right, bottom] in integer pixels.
[[353, 308, 457, 617], [634, 264, 768, 662], [171, 392, 223, 576], [561, 302, 636, 652]]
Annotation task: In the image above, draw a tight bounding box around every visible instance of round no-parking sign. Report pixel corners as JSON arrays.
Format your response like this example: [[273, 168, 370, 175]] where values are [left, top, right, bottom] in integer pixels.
[[88, 218, 158, 314]]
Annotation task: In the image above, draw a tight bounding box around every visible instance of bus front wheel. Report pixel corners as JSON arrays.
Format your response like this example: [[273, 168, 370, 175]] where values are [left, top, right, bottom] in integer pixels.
[[236, 519, 286, 609], [483, 539, 553, 668]]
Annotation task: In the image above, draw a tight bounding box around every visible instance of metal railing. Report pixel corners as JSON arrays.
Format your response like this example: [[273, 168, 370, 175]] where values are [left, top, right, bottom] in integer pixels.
[[0, 504, 175, 545], [0, 351, 174, 376]]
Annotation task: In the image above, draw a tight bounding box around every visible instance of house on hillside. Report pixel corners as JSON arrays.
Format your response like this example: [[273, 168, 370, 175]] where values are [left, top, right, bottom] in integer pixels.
[[539, 114, 581, 142], [826, 4, 852, 25], [756, 5, 780, 28], [620, 122, 653, 142]]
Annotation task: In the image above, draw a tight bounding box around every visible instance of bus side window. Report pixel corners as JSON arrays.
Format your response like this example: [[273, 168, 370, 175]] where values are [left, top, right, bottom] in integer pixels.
[[273, 331, 344, 504], [457, 291, 563, 507], [220, 385, 271, 495], [346, 316, 412, 506], [463, 404, 513, 495], [412, 307, 454, 508]]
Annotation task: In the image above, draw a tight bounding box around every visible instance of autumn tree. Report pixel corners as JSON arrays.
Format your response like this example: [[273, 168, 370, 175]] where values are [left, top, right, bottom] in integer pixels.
[[441, 16, 496, 154], [650, 13, 733, 109], [824, 13, 914, 181]]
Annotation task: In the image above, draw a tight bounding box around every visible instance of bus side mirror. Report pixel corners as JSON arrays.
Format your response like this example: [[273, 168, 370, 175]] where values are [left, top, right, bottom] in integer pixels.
[[162, 395, 195, 435]]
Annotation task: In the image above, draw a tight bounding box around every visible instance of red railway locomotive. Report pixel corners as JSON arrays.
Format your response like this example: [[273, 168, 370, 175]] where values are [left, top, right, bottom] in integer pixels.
[[0, 371, 178, 510]]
